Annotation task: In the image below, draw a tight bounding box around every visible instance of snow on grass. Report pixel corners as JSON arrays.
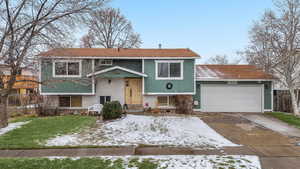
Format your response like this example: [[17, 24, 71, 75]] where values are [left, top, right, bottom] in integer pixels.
[[46, 115, 239, 148], [0, 121, 30, 136], [48, 155, 261, 169]]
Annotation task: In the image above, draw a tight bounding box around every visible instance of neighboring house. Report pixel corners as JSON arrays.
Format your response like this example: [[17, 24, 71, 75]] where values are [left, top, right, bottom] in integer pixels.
[[38, 48, 274, 113], [194, 65, 274, 112], [0, 64, 37, 95]]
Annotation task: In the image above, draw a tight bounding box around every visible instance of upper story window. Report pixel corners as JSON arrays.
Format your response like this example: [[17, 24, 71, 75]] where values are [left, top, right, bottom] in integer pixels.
[[155, 60, 183, 80], [53, 60, 81, 77], [99, 59, 113, 66]]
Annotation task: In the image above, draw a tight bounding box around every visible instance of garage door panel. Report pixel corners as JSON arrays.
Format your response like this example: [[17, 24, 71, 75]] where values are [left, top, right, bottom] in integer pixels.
[[201, 84, 263, 112]]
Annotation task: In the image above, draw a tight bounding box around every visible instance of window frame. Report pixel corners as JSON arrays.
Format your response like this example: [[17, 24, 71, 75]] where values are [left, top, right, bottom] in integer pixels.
[[99, 59, 113, 66], [53, 60, 82, 78], [99, 96, 111, 105], [157, 96, 176, 108], [58, 96, 82, 108], [155, 60, 184, 80]]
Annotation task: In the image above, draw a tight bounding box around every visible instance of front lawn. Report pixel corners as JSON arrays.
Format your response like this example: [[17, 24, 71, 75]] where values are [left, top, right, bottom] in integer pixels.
[[46, 115, 238, 149], [0, 155, 261, 169], [267, 112, 300, 128], [0, 115, 96, 149]]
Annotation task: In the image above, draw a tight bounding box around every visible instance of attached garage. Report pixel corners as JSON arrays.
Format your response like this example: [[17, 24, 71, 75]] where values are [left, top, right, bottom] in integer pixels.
[[200, 84, 264, 112], [194, 65, 275, 113]]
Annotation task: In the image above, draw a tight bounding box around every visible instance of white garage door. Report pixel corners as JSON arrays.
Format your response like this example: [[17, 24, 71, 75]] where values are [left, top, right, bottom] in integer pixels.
[[201, 84, 263, 112]]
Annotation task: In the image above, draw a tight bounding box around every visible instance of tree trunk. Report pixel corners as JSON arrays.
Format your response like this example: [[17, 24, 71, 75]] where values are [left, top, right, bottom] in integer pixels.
[[0, 96, 8, 128], [290, 89, 300, 116]]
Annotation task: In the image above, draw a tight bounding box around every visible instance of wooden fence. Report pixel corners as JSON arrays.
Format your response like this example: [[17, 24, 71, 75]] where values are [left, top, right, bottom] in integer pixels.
[[273, 90, 300, 113]]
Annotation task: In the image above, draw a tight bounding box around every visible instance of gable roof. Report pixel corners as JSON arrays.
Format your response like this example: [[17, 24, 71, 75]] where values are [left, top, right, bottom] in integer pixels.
[[86, 66, 148, 77], [39, 48, 200, 59], [196, 65, 275, 80]]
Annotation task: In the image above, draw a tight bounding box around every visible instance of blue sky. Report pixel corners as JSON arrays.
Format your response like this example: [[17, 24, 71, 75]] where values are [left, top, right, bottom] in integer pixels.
[[109, 0, 274, 63]]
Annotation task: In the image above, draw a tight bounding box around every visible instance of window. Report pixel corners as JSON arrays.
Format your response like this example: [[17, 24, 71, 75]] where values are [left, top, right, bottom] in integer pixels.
[[99, 60, 113, 66], [157, 96, 176, 107], [54, 61, 81, 77], [100, 96, 111, 105], [156, 61, 183, 80], [59, 96, 82, 107]]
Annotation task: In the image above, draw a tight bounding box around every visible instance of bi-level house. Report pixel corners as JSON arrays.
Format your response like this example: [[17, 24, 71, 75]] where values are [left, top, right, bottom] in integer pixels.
[[39, 48, 275, 113], [38, 48, 199, 112]]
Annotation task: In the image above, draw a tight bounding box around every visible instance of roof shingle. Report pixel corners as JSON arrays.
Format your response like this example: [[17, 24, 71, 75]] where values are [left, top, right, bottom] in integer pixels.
[[196, 65, 275, 80], [39, 48, 200, 58]]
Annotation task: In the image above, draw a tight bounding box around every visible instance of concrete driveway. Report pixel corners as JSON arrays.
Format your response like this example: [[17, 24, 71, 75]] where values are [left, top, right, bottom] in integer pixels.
[[197, 112, 300, 169]]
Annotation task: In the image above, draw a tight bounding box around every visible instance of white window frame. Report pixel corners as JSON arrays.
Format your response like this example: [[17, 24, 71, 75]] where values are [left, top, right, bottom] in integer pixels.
[[53, 60, 82, 78], [99, 59, 113, 66], [157, 96, 176, 108], [155, 60, 184, 80]]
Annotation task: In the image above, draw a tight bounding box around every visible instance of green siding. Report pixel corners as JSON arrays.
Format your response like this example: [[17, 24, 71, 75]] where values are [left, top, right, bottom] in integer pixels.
[[193, 81, 273, 110], [144, 59, 195, 94], [95, 59, 142, 72], [95, 69, 141, 78], [41, 59, 93, 94]]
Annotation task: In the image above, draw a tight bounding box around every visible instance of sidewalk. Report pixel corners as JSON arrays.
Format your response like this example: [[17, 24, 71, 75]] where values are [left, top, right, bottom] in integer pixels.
[[242, 114, 300, 138]]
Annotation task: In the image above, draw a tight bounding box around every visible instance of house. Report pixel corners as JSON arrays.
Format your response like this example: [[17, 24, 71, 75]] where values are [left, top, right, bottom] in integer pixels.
[[38, 48, 274, 113], [38, 48, 198, 113], [0, 64, 37, 95]]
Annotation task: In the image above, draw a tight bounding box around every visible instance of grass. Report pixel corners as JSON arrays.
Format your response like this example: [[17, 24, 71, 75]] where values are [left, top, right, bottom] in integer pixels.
[[0, 158, 159, 169], [267, 112, 300, 128], [0, 115, 96, 149]]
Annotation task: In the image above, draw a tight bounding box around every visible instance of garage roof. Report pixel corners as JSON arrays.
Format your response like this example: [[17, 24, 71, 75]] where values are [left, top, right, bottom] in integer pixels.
[[196, 65, 275, 81]]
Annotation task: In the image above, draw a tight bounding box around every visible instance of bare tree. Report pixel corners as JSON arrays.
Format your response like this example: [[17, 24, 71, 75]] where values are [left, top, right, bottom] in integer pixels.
[[243, 0, 300, 115], [0, 0, 107, 128], [80, 8, 142, 48], [205, 55, 241, 64]]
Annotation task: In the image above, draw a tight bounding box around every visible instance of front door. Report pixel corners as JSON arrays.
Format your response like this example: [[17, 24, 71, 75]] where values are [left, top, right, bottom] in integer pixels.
[[125, 78, 142, 105]]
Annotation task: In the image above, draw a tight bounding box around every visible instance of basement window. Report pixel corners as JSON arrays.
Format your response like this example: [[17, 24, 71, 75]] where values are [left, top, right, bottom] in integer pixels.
[[59, 96, 82, 107], [100, 96, 111, 105], [157, 96, 176, 107]]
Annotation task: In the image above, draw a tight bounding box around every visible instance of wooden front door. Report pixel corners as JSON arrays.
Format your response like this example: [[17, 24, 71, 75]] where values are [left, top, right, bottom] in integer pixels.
[[125, 78, 142, 105]]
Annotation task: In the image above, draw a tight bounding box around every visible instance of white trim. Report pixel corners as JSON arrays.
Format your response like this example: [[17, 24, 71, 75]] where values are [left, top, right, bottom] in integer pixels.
[[142, 59, 145, 95], [155, 60, 184, 80], [40, 92, 94, 96], [193, 109, 201, 112], [145, 92, 195, 95], [197, 78, 275, 82], [264, 109, 273, 112], [41, 56, 199, 59], [86, 66, 148, 77], [194, 62, 196, 94], [92, 59, 95, 95], [271, 82, 274, 112], [53, 60, 82, 78], [261, 84, 265, 113]]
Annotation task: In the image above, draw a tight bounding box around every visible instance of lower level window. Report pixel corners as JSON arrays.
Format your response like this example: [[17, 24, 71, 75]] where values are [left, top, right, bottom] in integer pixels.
[[100, 96, 111, 105], [157, 96, 176, 107], [59, 96, 82, 107]]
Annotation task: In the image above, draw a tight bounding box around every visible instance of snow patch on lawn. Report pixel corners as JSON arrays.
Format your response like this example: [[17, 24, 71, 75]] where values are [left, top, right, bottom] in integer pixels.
[[48, 155, 261, 169], [46, 115, 239, 148], [0, 121, 29, 136]]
